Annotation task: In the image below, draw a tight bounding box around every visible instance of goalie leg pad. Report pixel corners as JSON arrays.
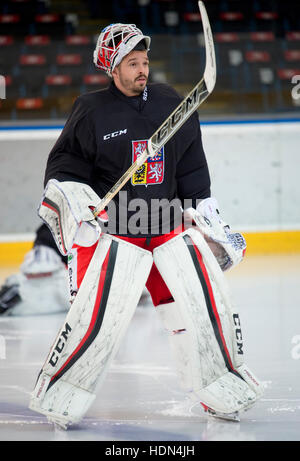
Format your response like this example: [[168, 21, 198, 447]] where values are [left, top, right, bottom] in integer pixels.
[[30, 374, 96, 429], [29, 233, 153, 427], [154, 228, 263, 415]]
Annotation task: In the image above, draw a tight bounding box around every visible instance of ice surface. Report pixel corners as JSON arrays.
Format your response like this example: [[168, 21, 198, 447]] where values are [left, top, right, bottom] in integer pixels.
[[0, 254, 299, 441]]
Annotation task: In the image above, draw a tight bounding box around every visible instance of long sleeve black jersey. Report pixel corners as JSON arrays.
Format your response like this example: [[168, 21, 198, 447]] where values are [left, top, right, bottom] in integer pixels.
[[44, 81, 211, 237]]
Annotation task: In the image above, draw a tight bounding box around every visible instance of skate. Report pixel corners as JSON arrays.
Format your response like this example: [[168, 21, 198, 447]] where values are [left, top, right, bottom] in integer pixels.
[[201, 403, 240, 422], [204, 406, 240, 422]]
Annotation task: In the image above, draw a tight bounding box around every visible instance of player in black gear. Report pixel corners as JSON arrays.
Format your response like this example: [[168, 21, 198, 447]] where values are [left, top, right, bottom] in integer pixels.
[[29, 20, 262, 427], [41, 23, 211, 307], [1, 22, 209, 315], [44, 55, 211, 238]]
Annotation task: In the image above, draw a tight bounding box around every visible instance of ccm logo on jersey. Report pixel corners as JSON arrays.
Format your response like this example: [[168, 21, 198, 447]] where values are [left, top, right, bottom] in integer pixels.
[[103, 129, 127, 140]]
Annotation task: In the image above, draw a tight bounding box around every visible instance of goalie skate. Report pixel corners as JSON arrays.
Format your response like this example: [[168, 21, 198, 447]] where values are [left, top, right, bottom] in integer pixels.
[[203, 404, 240, 422]]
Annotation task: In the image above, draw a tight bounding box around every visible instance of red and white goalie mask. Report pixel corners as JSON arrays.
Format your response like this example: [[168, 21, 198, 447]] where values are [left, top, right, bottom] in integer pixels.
[[93, 23, 151, 76]]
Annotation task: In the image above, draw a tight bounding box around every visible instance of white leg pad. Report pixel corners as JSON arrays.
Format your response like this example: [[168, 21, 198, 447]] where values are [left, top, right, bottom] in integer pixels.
[[189, 368, 260, 414], [29, 374, 96, 428], [29, 233, 153, 427], [154, 228, 263, 415]]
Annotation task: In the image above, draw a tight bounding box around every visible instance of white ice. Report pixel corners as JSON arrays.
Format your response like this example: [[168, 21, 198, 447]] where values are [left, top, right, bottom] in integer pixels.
[[0, 254, 299, 441]]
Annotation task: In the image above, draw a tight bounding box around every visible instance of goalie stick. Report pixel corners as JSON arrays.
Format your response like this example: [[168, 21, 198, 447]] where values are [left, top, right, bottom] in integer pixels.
[[93, 0, 216, 218]]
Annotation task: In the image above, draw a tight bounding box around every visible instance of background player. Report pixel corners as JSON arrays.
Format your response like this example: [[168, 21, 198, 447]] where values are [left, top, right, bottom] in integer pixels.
[[0, 224, 69, 316], [29, 21, 263, 427]]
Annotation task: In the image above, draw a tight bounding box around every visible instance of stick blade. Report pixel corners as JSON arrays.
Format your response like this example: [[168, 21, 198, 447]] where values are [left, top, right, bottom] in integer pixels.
[[198, 1, 216, 93]]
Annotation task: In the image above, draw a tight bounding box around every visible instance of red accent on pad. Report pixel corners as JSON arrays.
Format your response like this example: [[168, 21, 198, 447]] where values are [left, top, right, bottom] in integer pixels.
[[190, 239, 236, 372], [97, 209, 109, 222], [200, 402, 209, 412], [41, 200, 67, 254], [172, 329, 186, 335], [50, 246, 111, 385]]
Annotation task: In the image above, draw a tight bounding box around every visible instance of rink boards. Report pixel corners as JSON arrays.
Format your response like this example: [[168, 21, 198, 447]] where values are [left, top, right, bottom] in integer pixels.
[[0, 119, 300, 262]]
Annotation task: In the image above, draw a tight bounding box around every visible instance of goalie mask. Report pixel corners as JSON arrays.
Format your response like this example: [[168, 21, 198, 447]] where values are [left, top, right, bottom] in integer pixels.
[[93, 23, 151, 76]]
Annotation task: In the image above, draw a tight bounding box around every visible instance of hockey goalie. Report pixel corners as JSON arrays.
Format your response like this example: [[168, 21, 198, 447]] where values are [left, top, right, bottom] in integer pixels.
[[29, 8, 263, 429]]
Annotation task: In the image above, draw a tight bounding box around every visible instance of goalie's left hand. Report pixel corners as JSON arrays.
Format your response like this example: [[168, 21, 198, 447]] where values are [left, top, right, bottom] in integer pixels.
[[184, 197, 246, 271]]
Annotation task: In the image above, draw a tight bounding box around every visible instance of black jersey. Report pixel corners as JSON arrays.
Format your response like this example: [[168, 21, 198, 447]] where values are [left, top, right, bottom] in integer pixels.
[[44, 81, 211, 237]]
